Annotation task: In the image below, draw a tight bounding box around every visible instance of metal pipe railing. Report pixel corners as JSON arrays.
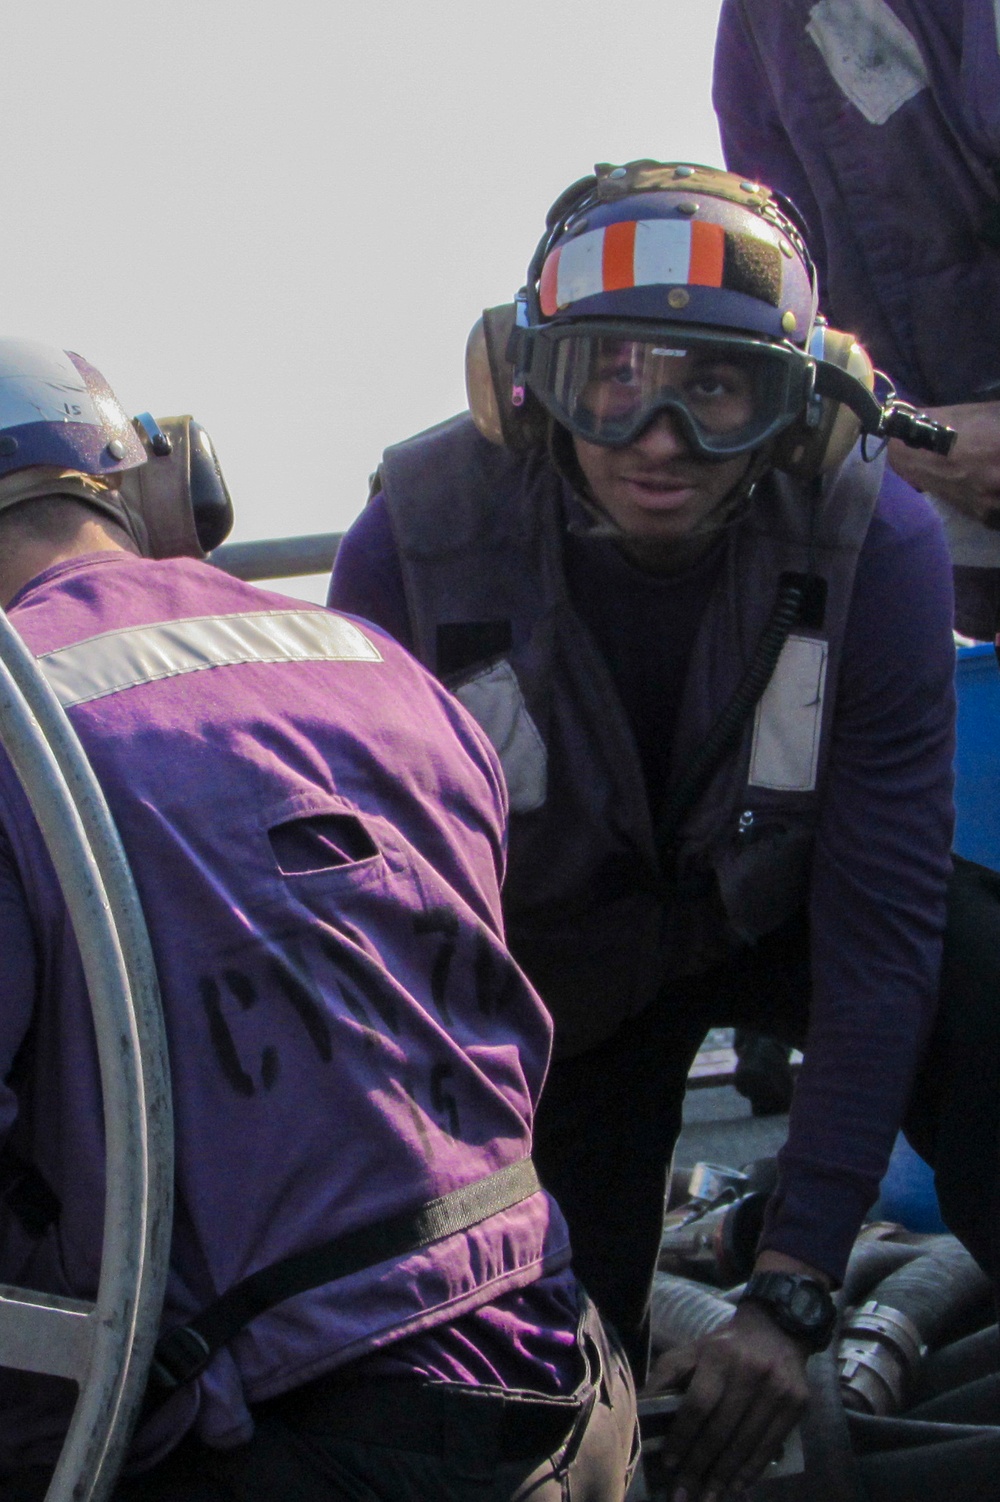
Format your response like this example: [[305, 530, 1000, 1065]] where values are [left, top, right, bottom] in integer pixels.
[[209, 532, 342, 581], [0, 608, 174, 1502]]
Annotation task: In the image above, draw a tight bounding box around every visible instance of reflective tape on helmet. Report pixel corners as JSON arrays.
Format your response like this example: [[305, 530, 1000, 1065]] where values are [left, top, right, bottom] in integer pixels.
[[539, 220, 781, 317]]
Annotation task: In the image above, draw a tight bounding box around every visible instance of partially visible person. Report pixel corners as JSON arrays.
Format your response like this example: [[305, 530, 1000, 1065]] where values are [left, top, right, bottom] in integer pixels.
[[0, 339, 636, 1502], [713, 0, 1000, 639]]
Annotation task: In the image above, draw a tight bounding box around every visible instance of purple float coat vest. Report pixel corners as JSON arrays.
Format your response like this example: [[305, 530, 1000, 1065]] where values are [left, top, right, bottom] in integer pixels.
[[713, 0, 1000, 408], [0, 552, 570, 1469], [378, 415, 880, 1056]]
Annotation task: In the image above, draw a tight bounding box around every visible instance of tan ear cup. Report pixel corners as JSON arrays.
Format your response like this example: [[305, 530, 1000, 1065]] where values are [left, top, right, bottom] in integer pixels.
[[465, 305, 547, 450], [775, 329, 876, 479], [466, 312, 507, 446], [118, 416, 205, 559]]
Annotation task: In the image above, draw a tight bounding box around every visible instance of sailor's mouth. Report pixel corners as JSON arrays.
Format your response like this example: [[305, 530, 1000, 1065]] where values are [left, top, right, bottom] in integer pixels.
[[618, 474, 700, 508]]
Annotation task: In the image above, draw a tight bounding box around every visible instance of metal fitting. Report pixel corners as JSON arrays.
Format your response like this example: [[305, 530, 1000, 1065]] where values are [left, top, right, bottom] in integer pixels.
[[658, 1190, 767, 1287], [134, 412, 173, 457], [837, 1301, 925, 1415], [687, 1162, 749, 1204]]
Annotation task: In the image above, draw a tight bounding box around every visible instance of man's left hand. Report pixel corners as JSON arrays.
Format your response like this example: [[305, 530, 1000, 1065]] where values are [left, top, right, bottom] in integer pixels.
[[644, 1299, 810, 1501], [888, 400, 1000, 522]]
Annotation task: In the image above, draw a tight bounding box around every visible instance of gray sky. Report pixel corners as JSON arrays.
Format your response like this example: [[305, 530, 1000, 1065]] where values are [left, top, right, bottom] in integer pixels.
[[3, 1, 724, 600]]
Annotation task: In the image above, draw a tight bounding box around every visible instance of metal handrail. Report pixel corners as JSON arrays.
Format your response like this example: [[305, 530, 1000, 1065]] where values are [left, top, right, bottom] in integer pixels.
[[209, 531, 342, 581], [0, 608, 173, 1502]]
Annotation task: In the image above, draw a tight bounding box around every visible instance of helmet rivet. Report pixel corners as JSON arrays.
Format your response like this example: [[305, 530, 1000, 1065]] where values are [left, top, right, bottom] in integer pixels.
[[781, 311, 798, 334], [608, 167, 628, 180], [673, 165, 696, 179], [668, 287, 690, 309], [740, 180, 759, 193], [676, 200, 698, 216], [780, 239, 794, 258], [0, 435, 17, 457], [107, 438, 126, 460]]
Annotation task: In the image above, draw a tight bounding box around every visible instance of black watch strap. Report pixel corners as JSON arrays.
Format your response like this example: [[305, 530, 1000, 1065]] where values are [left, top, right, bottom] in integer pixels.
[[739, 1271, 837, 1352]]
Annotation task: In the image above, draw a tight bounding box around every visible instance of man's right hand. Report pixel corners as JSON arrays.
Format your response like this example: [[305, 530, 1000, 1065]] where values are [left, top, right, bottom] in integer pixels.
[[888, 400, 1000, 524], [644, 1300, 810, 1501]]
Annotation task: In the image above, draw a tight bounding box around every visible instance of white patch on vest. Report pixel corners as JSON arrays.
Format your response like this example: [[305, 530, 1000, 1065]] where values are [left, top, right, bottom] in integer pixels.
[[38, 610, 382, 708], [749, 635, 828, 792], [994, 0, 1000, 57], [454, 658, 547, 814], [806, 0, 928, 125]]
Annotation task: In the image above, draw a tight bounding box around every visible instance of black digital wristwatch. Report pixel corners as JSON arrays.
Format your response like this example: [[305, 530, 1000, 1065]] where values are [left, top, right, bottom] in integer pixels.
[[739, 1272, 838, 1352]]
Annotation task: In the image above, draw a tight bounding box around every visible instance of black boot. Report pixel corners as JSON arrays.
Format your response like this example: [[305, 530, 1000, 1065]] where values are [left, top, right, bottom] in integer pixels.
[[733, 1030, 794, 1117]]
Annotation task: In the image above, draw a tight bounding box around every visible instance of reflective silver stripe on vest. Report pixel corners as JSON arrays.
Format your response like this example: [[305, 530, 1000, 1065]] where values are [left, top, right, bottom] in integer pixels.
[[454, 658, 547, 814], [37, 610, 382, 709], [748, 634, 828, 793]]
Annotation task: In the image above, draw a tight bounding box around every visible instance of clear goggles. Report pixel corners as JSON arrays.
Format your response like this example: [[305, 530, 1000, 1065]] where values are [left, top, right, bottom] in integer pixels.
[[523, 325, 813, 457]]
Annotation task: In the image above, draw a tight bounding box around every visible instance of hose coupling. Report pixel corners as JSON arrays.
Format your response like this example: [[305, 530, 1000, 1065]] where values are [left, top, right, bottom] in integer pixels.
[[837, 1300, 926, 1415]]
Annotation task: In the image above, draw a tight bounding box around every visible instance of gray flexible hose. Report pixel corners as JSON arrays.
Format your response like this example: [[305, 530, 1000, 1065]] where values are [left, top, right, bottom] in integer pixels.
[[840, 1239, 927, 1308], [913, 1323, 1000, 1401], [906, 1371, 1000, 1426], [847, 1410, 997, 1453], [859, 1236, 991, 1350], [834, 1236, 1000, 1501], [794, 1343, 866, 1502], [649, 1273, 734, 1352], [856, 1427, 1000, 1502]]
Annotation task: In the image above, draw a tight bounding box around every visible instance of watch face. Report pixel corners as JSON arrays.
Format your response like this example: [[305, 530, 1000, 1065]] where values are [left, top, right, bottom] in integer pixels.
[[788, 1281, 826, 1328], [743, 1273, 836, 1350]]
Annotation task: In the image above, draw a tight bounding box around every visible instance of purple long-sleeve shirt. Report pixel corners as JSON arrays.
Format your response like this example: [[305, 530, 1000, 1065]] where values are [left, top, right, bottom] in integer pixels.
[[329, 463, 956, 1280]]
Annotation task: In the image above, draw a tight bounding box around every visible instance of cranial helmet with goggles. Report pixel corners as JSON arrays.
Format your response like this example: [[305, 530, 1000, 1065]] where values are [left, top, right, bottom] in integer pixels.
[[466, 161, 955, 477], [0, 337, 234, 559]]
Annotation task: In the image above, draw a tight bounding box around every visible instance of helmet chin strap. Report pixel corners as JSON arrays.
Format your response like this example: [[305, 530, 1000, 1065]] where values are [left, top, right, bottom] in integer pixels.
[[548, 420, 616, 534], [549, 419, 775, 571]]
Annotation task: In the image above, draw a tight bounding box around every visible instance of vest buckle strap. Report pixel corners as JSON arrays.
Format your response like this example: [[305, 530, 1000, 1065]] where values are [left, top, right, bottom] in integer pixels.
[[143, 1159, 540, 1413]]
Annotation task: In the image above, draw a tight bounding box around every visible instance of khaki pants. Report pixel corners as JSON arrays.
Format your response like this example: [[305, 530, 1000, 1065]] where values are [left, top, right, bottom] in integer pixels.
[[112, 1291, 639, 1502]]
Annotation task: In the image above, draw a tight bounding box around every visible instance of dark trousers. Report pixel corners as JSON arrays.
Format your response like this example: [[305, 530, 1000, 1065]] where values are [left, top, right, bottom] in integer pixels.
[[106, 1293, 638, 1502], [903, 856, 1000, 1288], [534, 867, 1000, 1385], [533, 915, 813, 1383]]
